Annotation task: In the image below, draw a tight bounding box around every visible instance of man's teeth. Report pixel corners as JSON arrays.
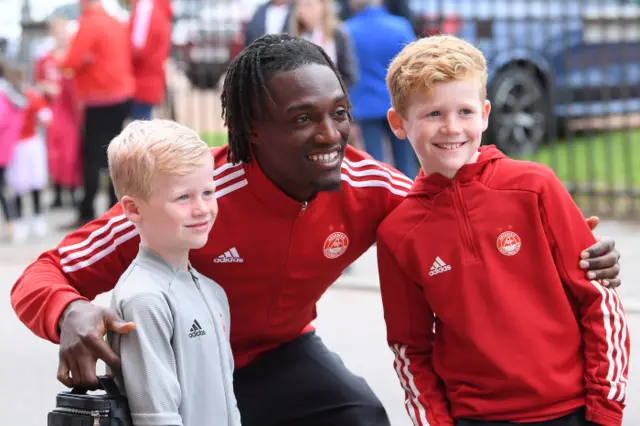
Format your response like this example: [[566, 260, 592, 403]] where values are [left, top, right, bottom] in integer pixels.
[[436, 143, 465, 150], [308, 151, 339, 162]]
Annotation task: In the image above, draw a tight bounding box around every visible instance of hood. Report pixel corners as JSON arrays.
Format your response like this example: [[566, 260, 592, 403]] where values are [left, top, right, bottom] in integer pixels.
[[409, 145, 507, 196]]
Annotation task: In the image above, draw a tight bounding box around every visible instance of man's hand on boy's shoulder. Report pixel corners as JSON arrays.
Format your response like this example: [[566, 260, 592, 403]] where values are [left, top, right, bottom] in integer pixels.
[[581, 216, 621, 289], [57, 300, 135, 389]]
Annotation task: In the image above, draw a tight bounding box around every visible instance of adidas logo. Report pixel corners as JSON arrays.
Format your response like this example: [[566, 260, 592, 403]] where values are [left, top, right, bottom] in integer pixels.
[[429, 256, 451, 276], [189, 319, 206, 338], [214, 247, 244, 263]]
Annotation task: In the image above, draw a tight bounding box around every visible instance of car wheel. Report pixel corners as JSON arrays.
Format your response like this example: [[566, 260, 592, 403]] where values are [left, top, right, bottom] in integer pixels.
[[486, 67, 551, 156]]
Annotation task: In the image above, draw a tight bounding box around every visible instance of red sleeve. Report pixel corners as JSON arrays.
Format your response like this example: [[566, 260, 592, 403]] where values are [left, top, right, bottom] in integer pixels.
[[130, 0, 153, 55], [10, 204, 140, 343], [538, 167, 629, 426], [34, 56, 47, 82], [377, 235, 454, 426], [62, 15, 95, 72]]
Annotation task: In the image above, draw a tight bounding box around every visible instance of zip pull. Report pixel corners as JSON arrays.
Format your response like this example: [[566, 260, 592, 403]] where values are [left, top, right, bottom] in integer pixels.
[[91, 410, 100, 426], [299, 201, 308, 216]]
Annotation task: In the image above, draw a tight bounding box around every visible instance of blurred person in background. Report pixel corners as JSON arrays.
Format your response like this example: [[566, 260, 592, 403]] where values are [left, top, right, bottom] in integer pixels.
[[289, 0, 358, 89], [3, 66, 52, 242], [345, 0, 418, 178], [35, 16, 82, 210], [0, 61, 27, 239], [61, 0, 134, 228], [336, 0, 411, 22], [126, 0, 173, 120], [244, 0, 295, 48]]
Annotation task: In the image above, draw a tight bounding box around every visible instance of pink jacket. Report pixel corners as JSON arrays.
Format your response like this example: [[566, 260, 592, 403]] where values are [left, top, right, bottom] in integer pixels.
[[0, 80, 27, 167]]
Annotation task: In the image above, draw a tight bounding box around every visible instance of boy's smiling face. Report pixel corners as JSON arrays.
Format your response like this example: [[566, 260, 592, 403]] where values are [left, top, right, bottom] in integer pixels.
[[388, 78, 491, 179]]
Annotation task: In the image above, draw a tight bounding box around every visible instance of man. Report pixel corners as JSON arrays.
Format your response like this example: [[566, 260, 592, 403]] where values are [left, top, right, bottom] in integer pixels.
[[11, 35, 621, 426], [345, 0, 419, 178], [243, 0, 294, 48], [61, 0, 134, 227], [127, 0, 173, 120], [336, 0, 412, 23]]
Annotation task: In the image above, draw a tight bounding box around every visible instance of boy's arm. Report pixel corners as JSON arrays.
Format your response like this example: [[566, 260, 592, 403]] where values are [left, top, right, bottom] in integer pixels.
[[118, 294, 183, 426], [10, 204, 140, 343], [377, 237, 454, 426], [538, 169, 629, 426]]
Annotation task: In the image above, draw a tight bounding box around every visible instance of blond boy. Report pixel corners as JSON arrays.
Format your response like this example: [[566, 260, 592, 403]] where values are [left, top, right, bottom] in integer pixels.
[[376, 35, 628, 426], [106, 119, 242, 426]]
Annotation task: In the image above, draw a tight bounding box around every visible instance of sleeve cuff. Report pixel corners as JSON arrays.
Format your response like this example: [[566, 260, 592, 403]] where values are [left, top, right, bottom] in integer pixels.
[[131, 412, 183, 426], [45, 292, 90, 344], [586, 406, 623, 426]]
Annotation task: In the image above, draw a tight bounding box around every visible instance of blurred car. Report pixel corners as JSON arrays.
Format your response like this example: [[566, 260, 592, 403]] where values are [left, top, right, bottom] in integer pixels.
[[177, 0, 263, 89], [409, 0, 640, 155]]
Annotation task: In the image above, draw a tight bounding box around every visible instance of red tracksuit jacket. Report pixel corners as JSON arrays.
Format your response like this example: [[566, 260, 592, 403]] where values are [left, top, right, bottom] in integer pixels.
[[10, 145, 412, 368], [129, 0, 172, 105], [63, 5, 134, 105], [376, 145, 629, 426]]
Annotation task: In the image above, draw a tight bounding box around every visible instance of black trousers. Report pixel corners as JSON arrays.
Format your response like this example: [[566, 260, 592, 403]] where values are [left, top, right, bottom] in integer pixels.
[[233, 332, 390, 426], [0, 167, 11, 221], [79, 100, 131, 220], [456, 408, 598, 426]]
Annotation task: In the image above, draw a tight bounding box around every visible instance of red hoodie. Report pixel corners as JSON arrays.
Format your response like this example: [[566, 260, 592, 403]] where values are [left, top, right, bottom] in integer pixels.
[[376, 145, 629, 426], [129, 0, 172, 105]]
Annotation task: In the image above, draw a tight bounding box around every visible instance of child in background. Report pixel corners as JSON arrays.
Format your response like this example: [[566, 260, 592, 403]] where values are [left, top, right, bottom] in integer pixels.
[[107, 119, 242, 426], [377, 35, 629, 426], [0, 62, 28, 239], [35, 16, 82, 209], [5, 68, 52, 242]]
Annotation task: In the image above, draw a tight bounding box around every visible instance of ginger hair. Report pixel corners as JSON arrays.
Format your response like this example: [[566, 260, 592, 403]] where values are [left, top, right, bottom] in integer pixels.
[[386, 35, 488, 117], [108, 119, 211, 201]]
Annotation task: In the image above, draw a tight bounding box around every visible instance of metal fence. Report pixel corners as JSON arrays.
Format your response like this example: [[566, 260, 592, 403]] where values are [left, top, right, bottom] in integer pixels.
[[8, 0, 640, 218]]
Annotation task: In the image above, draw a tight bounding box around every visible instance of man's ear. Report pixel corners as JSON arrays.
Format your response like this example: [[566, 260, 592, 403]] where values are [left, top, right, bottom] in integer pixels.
[[249, 123, 262, 147], [387, 108, 407, 140], [121, 196, 142, 225]]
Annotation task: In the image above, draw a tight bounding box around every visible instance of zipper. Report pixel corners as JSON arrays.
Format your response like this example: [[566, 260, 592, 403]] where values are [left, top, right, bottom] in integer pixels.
[[299, 201, 308, 216], [54, 407, 107, 425], [452, 181, 479, 260], [191, 274, 233, 426]]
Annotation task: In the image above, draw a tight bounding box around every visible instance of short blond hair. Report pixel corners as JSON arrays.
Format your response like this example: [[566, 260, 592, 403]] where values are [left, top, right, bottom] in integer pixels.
[[108, 119, 211, 201], [386, 35, 488, 117]]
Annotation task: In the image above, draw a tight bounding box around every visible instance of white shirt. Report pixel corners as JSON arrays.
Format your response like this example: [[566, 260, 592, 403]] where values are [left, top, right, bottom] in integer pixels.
[[265, 4, 289, 35]]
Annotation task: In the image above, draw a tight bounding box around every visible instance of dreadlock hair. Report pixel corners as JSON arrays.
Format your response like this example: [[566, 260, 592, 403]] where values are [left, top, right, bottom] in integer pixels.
[[221, 34, 350, 165]]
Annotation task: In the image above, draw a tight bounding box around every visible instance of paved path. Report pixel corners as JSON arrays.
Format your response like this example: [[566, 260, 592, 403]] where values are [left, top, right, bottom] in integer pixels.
[[0, 206, 637, 425]]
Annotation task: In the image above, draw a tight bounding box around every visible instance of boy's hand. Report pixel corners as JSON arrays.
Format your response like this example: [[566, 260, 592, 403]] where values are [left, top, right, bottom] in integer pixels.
[[57, 300, 135, 389], [580, 216, 621, 288]]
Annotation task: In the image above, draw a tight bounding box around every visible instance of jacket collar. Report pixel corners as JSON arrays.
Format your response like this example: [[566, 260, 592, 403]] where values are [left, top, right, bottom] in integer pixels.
[[244, 158, 320, 216], [409, 145, 506, 196]]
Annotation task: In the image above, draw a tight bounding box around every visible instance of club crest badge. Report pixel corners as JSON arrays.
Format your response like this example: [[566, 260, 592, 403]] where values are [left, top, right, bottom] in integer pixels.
[[323, 232, 349, 259], [497, 231, 521, 256]]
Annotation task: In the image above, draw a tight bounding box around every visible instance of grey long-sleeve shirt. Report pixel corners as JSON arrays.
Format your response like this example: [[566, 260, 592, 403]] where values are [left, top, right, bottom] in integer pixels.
[[108, 245, 242, 426]]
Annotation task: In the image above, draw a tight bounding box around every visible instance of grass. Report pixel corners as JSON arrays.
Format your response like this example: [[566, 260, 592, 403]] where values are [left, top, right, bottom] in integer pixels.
[[516, 130, 640, 189], [201, 130, 640, 189], [201, 132, 228, 148]]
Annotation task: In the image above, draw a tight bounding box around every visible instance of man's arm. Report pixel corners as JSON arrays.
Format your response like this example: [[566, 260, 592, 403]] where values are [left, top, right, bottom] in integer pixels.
[[10, 204, 140, 388], [11, 204, 139, 342], [377, 238, 454, 426], [130, 0, 153, 58], [62, 15, 95, 72], [539, 169, 629, 426], [117, 294, 183, 426]]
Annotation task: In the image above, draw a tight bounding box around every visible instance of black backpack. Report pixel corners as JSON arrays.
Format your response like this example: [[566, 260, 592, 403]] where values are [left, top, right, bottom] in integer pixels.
[[48, 376, 133, 426]]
